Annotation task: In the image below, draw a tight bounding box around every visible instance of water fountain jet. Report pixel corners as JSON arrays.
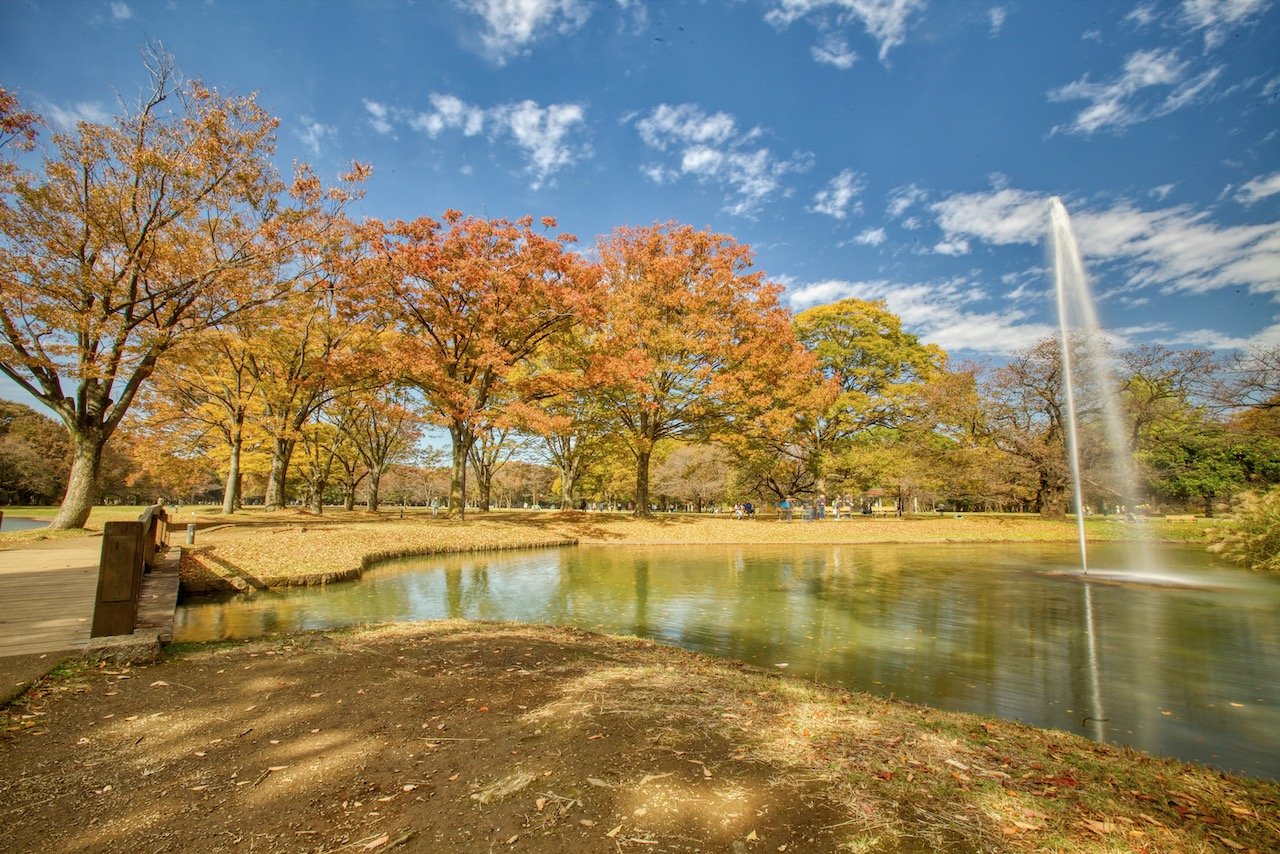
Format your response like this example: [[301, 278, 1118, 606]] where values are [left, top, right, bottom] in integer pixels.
[[1048, 197, 1156, 577]]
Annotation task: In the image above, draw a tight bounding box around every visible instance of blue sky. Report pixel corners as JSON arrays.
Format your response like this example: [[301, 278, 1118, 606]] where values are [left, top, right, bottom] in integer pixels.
[[2, 0, 1278, 403]]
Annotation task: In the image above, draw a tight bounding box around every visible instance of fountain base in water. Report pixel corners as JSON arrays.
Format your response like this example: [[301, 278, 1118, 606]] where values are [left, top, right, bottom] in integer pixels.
[[1046, 568, 1221, 590]]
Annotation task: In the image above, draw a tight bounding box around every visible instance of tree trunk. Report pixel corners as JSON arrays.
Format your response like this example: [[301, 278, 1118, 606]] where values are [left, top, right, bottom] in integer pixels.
[[222, 432, 243, 515], [448, 424, 474, 519], [476, 466, 492, 512], [264, 437, 295, 511], [633, 447, 653, 517], [367, 469, 381, 512], [343, 487, 355, 512], [50, 429, 105, 529], [1038, 471, 1067, 520], [1202, 493, 1214, 518], [309, 481, 325, 514]]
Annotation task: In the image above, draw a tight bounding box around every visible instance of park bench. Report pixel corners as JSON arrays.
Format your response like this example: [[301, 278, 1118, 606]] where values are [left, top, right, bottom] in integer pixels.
[[1163, 514, 1197, 522]]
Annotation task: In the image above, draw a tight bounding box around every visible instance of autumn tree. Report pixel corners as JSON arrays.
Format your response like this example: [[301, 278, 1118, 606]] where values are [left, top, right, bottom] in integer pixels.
[[592, 223, 811, 516], [139, 324, 264, 513], [335, 384, 423, 512], [0, 53, 332, 528], [791, 298, 945, 491], [0, 401, 70, 504], [652, 443, 734, 511], [982, 339, 1074, 517], [370, 212, 600, 518], [1119, 345, 1217, 453]]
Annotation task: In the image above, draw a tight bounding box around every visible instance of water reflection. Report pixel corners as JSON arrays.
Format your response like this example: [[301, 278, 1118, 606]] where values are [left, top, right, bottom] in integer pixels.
[[175, 542, 1280, 779]]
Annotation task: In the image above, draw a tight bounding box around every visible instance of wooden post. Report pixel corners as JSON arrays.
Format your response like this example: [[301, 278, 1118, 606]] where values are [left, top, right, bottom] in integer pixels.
[[91, 521, 145, 637]]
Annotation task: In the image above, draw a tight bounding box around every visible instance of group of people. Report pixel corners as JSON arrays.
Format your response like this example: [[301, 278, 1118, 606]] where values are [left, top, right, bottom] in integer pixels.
[[732, 494, 863, 520]]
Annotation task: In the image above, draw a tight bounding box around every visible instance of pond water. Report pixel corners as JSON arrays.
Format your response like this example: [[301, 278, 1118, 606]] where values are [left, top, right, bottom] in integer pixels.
[[0, 515, 46, 532], [174, 542, 1280, 779]]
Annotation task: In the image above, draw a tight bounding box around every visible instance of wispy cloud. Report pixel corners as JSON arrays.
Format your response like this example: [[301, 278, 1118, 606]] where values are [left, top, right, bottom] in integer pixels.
[[1233, 170, 1280, 205], [634, 103, 811, 217], [929, 188, 1049, 247], [988, 6, 1007, 36], [363, 92, 590, 189], [928, 187, 1280, 300], [461, 0, 593, 64], [295, 117, 335, 157], [852, 227, 887, 246], [764, 0, 928, 63], [410, 94, 486, 137], [1181, 0, 1272, 49], [1048, 48, 1222, 136], [811, 33, 857, 69], [886, 182, 928, 218], [810, 169, 865, 219], [787, 277, 1055, 354], [43, 100, 111, 131], [110, 2, 132, 21], [492, 101, 589, 188]]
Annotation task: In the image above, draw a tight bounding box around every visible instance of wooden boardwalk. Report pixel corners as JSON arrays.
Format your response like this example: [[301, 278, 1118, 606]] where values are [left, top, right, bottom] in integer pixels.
[[0, 537, 181, 658]]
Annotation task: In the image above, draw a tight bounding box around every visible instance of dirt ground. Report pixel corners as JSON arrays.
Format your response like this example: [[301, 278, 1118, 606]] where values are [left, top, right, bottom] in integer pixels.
[[5, 622, 1279, 854], [1, 623, 865, 854]]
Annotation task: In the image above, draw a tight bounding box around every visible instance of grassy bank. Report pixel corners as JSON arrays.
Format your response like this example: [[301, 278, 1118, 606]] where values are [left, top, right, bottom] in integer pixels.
[[167, 508, 1211, 589]]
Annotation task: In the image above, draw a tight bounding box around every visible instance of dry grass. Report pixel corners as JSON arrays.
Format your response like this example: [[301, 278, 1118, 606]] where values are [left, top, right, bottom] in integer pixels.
[[173, 508, 1210, 589]]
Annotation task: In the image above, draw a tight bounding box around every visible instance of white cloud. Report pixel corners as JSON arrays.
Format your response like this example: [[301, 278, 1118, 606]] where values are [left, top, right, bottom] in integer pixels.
[[110, 2, 132, 21], [933, 236, 970, 256], [1181, 0, 1271, 49], [295, 118, 335, 157], [43, 101, 112, 131], [634, 103, 811, 217], [853, 227, 887, 246], [988, 6, 1007, 36], [1126, 4, 1160, 26], [811, 33, 857, 69], [928, 187, 1280, 300], [1049, 48, 1200, 136], [411, 93, 487, 137], [886, 182, 928, 218], [1150, 183, 1176, 201], [493, 100, 589, 189], [462, 0, 593, 64], [363, 92, 589, 189], [636, 103, 737, 150], [764, 0, 928, 62], [929, 187, 1049, 245], [363, 99, 398, 135], [810, 169, 865, 219], [1234, 170, 1280, 205], [787, 277, 1055, 354]]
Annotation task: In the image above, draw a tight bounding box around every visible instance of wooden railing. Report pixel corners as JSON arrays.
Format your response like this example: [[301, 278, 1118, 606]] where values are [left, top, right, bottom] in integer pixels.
[[90, 504, 170, 638]]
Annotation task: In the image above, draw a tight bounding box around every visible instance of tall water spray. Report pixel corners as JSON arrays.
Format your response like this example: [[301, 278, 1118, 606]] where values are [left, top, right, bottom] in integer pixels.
[[1048, 197, 1155, 576]]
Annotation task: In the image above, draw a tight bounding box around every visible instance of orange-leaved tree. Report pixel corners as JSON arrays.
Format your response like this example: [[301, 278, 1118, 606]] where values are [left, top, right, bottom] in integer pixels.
[[369, 212, 601, 518], [593, 222, 814, 516], [0, 53, 356, 527]]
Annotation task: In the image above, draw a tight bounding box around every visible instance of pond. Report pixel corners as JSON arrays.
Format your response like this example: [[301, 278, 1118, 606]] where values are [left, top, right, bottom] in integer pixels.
[[0, 514, 46, 532], [174, 542, 1280, 779]]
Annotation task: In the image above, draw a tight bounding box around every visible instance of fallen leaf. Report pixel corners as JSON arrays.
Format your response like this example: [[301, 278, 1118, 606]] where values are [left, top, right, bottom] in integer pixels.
[[535, 797, 547, 811], [505, 835, 518, 845], [587, 777, 610, 788], [1082, 819, 1115, 836], [606, 824, 622, 838], [746, 830, 758, 841], [362, 833, 389, 850], [150, 680, 169, 687]]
